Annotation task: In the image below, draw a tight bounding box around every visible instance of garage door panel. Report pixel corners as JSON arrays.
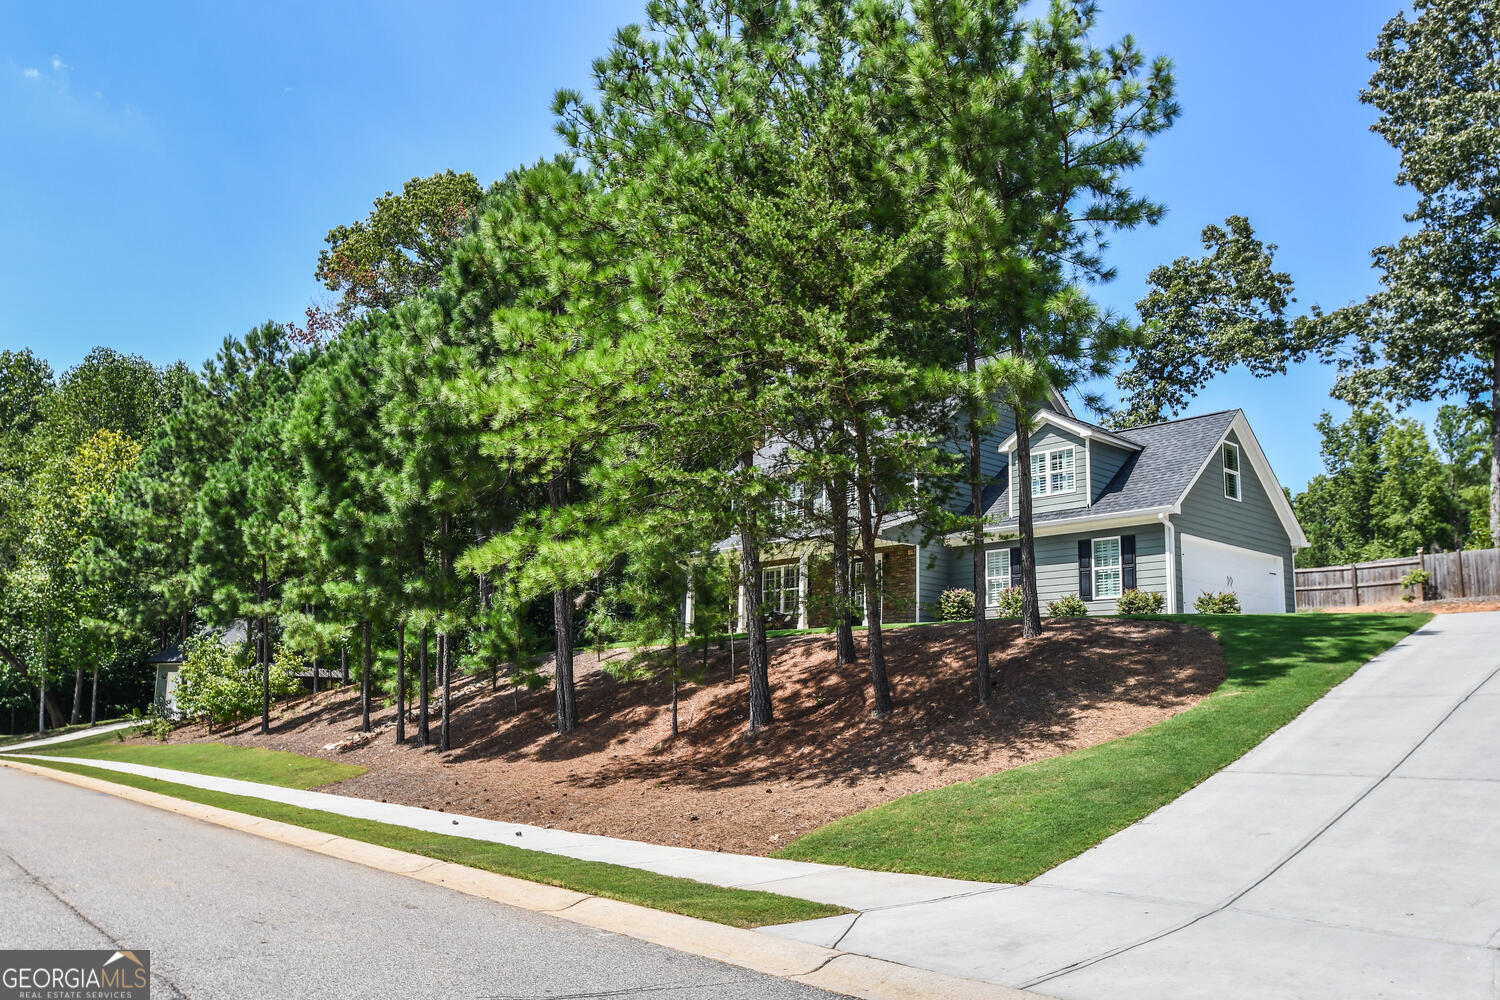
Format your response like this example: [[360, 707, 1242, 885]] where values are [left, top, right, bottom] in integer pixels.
[[1181, 533, 1285, 613]]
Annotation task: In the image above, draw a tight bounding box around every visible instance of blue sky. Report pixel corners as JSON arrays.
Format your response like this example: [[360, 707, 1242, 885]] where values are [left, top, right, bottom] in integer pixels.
[[0, 1, 1430, 491]]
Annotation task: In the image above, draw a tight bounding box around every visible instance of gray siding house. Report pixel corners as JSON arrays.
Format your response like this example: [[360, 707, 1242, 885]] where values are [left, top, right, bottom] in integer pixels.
[[707, 397, 1306, 629]]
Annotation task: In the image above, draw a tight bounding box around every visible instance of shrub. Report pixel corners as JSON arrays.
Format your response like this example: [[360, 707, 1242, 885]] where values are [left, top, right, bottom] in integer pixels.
[[1194, 590, 1242, 614], [1047, 593, 1089, 617], [1116, 589, 1166, 615], [176, 630, 260, 730], [993, 586, 1025, 618], [1400, 568, 1433, 601], [938, 588, 975, 622]]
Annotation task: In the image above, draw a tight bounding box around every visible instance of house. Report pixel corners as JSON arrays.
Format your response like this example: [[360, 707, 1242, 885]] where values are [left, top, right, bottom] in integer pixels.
[[150, 620, 248, 718], [702, 398, 1307, 628]]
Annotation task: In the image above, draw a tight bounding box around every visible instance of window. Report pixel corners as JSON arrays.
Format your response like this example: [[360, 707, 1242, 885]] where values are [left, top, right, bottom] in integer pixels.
[[1223, 441, 1241, 501], [761, 564, 799, 615], [1093, 537, 1122, 599], [985, 549, 1011, 607], [1030, 447, 1076, 497]]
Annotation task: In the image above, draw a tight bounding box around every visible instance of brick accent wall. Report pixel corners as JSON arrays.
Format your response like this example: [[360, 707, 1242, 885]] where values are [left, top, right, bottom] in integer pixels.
[[881, 545, 918, 622]]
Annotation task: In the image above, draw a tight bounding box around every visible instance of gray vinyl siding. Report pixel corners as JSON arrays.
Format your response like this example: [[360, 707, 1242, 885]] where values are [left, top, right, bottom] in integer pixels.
[[946, 522, 1167, 616], [942, 405, 1016, 514], [1021, 427, 1088, 516], [1172, 429, 1296, 611], [1089, 441, 1132, 503]]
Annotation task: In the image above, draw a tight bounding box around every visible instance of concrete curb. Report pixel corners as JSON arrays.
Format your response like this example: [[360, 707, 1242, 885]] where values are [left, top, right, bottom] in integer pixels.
[[2, 758, 1048, 1000]]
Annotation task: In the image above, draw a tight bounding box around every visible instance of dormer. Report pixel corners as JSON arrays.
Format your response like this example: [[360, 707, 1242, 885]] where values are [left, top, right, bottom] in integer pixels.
[[998, 411, 1143, 516]]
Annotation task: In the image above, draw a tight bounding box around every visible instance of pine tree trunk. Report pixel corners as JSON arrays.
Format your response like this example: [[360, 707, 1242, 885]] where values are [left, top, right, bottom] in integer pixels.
[[440, 630, 452, 751], [341, 645, 349, 685], [89, 666, 99, 726], [1012, 403, 1043, 638], [739, 512, 772, 730], [361, 619, 372, 734], [418, 627, 430, 747], [967, 321, 994, 701], [670, 625, 680, 739], [259, 555, 271, 734], [70, 666, 84, 725], [855, 482, 894, 716], [549, 474, 577, 735], [396, 623, 406, 744], [830, 478, 857, 667]]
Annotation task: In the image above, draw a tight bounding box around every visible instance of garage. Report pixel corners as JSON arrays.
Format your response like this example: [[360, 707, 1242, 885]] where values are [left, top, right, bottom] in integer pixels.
[[1180, 533, 1286, 613]]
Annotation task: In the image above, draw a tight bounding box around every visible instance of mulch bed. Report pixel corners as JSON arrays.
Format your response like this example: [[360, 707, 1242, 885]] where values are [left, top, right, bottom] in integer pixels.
[[156, 619, 1225, 856]]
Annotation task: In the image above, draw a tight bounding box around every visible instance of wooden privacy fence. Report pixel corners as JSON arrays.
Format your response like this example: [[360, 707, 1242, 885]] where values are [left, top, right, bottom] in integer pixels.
[[1295, 546, 1500, 609]]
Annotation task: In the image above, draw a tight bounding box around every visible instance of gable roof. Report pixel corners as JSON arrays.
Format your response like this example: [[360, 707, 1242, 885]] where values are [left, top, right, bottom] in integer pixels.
[[148, 619, 249, 666], [997, 409, 1143, 454], [966, 407, 1312, 550]]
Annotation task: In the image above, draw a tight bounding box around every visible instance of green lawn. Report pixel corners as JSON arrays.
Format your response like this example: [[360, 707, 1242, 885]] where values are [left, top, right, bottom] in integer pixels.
[[776, 612, 1431, 883], [14, 757, 845, 928], [12, 729, 366, 789]]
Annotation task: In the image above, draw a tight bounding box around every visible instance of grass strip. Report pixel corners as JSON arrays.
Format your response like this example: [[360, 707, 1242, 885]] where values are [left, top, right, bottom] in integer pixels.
[[777, 612, 1431, 883], [15, 757, 846, 928], [16, 729, 366, 789]]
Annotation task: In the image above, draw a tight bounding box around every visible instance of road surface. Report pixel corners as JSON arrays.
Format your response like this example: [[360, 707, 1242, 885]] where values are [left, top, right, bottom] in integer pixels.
[[0, 767, 838, 999]]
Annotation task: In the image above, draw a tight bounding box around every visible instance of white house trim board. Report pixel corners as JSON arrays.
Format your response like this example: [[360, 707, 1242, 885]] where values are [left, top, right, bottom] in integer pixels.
[[1159, 513, 1178, 614], [1174, 411, 1309, 549], [997, 410, 1142, 454], [942, 507, 1176, 546]]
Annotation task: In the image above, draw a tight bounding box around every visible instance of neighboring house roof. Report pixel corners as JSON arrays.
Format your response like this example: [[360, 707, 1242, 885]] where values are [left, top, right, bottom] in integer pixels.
[[966, 408, 1309, 548], [148, 619, 249, 667]]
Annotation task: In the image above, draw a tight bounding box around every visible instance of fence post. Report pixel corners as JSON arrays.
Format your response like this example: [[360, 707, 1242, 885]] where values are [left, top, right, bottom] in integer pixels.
[[1350, 563, 1360, 607], [1457, 548, 1465, 598]]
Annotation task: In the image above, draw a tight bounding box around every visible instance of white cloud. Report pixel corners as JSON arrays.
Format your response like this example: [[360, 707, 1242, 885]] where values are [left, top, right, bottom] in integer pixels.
[[50, 55, 68, 72], [22, 67, 39, 78]]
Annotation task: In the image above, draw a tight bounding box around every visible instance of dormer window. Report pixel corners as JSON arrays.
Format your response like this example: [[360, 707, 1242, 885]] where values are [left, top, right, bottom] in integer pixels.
[[1030, 447, 1076, 497], [1223, 441, 1241, 501]]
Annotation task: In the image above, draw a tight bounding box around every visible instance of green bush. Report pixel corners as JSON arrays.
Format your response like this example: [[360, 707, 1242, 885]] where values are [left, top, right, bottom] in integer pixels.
[[1193, 590, 1242, 614], [1400, 568, 1433, 601], [176, 631, 300, 730], [938, 588, 975, 622], [1116, 589, 1166, 615], [1047, 594, 1089, 617], [993, 586, 1025, 617]]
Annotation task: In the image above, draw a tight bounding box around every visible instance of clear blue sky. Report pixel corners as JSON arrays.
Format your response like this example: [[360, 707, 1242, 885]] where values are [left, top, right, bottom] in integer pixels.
[[0, 1, 1430, 491]]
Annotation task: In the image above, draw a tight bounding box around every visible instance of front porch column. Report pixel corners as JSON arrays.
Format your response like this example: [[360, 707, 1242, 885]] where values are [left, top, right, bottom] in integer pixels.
[[797, 551, 809, 629]]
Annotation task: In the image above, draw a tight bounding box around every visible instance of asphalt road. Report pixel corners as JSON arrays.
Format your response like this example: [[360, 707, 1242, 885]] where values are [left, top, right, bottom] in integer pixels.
[[0, 767, 839, 1000]]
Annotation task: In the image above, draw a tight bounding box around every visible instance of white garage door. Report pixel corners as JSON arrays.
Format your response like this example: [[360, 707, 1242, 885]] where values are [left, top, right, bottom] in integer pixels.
[[1180, 534, 1286, 613]]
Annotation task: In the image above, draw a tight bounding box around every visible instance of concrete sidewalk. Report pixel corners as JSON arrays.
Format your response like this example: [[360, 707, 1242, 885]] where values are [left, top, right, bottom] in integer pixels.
[[1, 749, 1002, 913], [767, 612, 1500, 999], [0, 720, 135, 752]]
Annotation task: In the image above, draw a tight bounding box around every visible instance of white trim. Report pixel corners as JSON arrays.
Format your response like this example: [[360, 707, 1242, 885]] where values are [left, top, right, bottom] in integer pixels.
[[1092, 535, 1124, 600], [942, 506, 1176, 546], [1009, 449, 1017, 518], [984, 547, 1012, 609], [1159, 513, 1178, 614], [998, 410, 1142, 454]]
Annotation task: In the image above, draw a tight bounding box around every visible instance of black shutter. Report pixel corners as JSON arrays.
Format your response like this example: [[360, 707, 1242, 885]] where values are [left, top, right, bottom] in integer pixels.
[[1078, 539, 1093, 600], [1010, 547, 1022, 589], [1121, 534, 1137, 591]]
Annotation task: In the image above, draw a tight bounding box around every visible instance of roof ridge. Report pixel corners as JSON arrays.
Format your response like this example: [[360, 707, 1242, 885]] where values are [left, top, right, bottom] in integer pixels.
[[1116, 408, 1240, 433]]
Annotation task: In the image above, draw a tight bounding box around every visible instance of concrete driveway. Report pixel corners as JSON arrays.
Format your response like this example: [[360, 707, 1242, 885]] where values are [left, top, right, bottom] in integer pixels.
[[769, 611, 1500, 999]]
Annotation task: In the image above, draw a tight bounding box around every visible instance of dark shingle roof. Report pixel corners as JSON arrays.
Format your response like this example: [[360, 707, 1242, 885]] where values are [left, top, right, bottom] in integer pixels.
[[148, 620, 249, 666], [980, 409, 1239, 526]]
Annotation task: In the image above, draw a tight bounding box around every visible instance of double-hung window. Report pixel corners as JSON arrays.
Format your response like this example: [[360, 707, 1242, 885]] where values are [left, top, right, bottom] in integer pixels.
[[985, 549, 1011, 608], [1030, 447, 1076, 497], [1223, 442, 1241, 501], [1092, 537, 1123, 599], [761, 564, 799, 615]]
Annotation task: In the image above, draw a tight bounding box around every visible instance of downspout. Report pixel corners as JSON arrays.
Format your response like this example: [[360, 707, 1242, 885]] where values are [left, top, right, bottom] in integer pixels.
[[1159, 512, 1177, 614]]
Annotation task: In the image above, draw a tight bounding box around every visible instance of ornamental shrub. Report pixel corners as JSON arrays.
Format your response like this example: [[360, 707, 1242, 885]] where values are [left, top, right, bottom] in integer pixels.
[[939, 588, 975, 622], [1047, 593, 1089, 617], [175, 630, 259, 730], [1116, 589, 1166, 615], [1193, 590, 1242, 614], [994, 586, 1025, 618]]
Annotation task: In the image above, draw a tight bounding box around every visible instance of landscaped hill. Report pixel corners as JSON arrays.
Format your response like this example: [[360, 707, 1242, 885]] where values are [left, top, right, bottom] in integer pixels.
[[159, 619, 1224, 856]]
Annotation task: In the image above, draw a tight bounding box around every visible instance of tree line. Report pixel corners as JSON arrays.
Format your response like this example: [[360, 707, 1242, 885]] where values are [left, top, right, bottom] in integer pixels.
[[1, 0, 1493, 740]]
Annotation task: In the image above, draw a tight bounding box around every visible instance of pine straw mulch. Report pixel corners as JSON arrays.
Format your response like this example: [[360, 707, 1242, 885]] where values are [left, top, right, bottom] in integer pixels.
[[156, 618, 1225, 856], [1314, 597, 1500, 614]]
